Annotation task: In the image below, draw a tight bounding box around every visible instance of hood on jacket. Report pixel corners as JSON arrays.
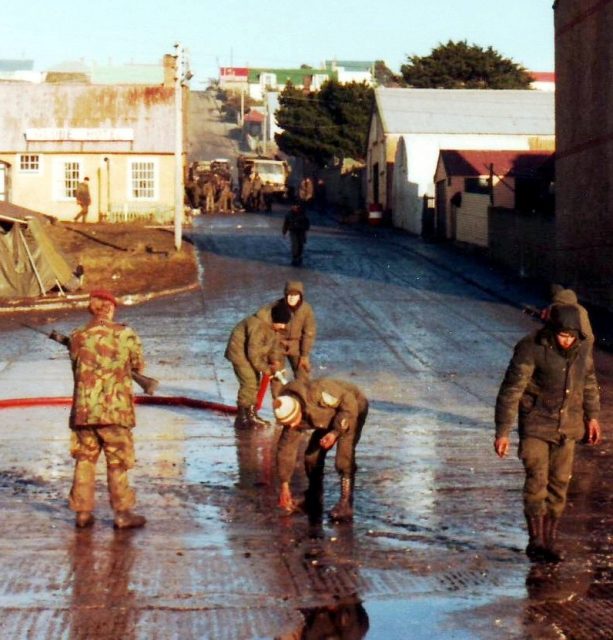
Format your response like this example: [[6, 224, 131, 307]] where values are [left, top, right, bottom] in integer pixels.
[[284, 280, 304, 309], [284, 280, 304, 297], [552, 288, 578, 305], [547, 304, 585, 338]]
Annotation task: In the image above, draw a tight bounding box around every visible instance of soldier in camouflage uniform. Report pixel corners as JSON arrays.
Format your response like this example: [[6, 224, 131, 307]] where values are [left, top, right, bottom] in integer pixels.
[[68, 289, 147, 529], [274, 377, 368, 522]]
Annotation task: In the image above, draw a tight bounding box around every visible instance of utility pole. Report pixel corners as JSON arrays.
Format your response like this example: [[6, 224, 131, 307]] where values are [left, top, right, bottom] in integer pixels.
[[174, 43, 184, 251], [262, 90, 267, 155], [173, 43, 192, 251]]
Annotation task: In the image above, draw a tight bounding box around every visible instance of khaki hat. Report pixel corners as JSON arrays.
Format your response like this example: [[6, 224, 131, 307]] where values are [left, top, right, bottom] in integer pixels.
[[273, 395, 301, 425]]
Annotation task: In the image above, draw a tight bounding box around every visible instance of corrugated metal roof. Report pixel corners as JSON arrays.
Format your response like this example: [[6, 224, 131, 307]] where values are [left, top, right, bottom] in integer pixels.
[[0, 83, 175, 152], [325, 60, 374, 71], [90, 64, 164, 85], [375, 88, 554, 135], [439, 149, 552, 177], [248, 68, 334, 85]]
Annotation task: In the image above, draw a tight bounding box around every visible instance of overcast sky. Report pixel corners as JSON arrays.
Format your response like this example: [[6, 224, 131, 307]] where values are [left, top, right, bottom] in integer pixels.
[[1, 0, 555, 84]]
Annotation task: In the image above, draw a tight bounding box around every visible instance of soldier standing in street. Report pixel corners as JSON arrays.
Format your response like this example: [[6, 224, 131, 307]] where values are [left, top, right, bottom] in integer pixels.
[[298, 176, 314, 208], [74, 177, 91, 223], [240, 173, 253, 211], [225, 301, 290, 428], [218, 180, 234, 213], [68, 290, 147, 529], [282, 204, 310, 266], [203, 179, 216, 213], [494, 304, 602, 562], [274, 377, 368, 522], [251, 172, 263, 211], [256, 280, 316, 397]]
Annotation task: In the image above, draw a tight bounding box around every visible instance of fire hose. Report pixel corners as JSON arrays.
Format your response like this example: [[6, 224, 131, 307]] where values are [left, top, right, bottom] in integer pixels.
[[0, 371, 286, 414]]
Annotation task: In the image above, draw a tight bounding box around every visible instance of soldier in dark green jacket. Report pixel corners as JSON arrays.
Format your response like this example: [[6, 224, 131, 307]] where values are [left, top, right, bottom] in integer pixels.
[[225, 301, 290, 428], [274, 377, 368, 521], [494, 305, 602, 562], [256, 280, 317, 397]]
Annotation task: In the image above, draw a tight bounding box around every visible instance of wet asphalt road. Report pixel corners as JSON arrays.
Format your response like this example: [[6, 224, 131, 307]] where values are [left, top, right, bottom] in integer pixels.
[[0, 208, 611, 639]]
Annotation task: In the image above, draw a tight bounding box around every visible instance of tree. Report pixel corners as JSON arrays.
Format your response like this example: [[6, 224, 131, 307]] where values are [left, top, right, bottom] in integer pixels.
[[274, 80, 374, 167], [374, 60, 405, 87], [400, 40, 534, 89]]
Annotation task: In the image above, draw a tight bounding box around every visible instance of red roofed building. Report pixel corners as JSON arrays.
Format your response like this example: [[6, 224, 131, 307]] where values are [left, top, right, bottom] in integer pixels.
[[434, 149, 553, 243], [219, 67, 248, 91], [529, 71, 555, 92]]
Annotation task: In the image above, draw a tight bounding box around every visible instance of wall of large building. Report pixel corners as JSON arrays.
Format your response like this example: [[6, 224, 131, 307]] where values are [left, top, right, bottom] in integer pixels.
[[555, 0, 613, 308]]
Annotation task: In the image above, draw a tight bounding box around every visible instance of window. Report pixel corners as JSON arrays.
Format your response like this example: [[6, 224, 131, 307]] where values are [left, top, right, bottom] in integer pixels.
[[464, 176, 490, 195], [62, 161, 81, 198], [20, 154, 40, 172], [129, 161, 156, 199]]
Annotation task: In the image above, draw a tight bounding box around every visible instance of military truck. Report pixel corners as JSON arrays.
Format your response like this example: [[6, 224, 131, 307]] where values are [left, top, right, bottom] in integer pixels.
[[237, 154, 289, 199]]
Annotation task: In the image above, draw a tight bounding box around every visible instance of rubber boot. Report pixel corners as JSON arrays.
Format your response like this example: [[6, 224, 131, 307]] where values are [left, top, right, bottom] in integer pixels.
[[75, 511, 95, 528], [329, 476, 353, 522], [247, 405, 270, 428], [542, 515, 564, 563], [114, 511, 147, 530], [234, 406, 250, 429], [303, 471, 324, 522], [525, 514, 547, 561]]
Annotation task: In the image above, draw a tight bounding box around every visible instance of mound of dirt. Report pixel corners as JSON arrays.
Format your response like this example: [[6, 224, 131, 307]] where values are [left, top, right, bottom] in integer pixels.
[[45, 222, 199, 298]]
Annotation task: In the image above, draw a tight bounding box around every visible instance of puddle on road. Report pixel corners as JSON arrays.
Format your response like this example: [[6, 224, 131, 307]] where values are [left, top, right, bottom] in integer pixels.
[[362, 596, 491, 639]]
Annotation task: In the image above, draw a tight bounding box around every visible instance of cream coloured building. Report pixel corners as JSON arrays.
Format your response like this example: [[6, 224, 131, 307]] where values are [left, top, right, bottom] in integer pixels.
[[0, 80, 183, 223]]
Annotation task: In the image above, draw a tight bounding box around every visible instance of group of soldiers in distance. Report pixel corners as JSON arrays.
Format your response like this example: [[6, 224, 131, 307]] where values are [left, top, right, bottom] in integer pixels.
[[185, 163, 277, 214], [185, 164, 236, 214]]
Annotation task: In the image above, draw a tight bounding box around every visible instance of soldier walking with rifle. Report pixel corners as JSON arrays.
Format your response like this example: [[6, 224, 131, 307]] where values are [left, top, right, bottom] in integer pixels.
[[66, 289, 150, 529]]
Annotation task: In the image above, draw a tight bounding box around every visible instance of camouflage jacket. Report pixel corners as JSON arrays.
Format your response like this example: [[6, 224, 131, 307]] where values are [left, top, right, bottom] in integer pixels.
[[69, 318, 144, 428]]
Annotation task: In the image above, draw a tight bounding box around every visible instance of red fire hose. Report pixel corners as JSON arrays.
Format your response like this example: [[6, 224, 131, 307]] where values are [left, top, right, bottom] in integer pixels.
[[0, 395, 237, 413], [0, 375, 272, 414]]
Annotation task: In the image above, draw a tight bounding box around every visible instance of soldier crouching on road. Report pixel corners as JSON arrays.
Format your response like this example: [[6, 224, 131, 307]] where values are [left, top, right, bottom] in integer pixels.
[[494, 305, 602, 562], [274, 378, 368, 522], [68, 290, 147, 529], [225, 301, 290, 428]]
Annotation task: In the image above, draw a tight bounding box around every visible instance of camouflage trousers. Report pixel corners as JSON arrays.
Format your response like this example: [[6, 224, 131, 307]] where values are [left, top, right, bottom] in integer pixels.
[[69, 425, 136, 513]]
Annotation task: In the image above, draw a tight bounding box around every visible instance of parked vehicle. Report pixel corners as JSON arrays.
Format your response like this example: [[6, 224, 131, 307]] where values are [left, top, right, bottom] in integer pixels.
[[237, 154, 289, 198]]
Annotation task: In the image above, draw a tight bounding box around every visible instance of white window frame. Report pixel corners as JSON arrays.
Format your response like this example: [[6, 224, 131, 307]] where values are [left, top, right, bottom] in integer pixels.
[[19, 154, 42, 173], [53, 158, 83, 201], [127, 158, 158, 201]]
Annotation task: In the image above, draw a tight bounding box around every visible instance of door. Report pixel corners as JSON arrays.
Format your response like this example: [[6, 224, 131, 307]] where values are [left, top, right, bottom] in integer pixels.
[[0, 162, 7, 201]]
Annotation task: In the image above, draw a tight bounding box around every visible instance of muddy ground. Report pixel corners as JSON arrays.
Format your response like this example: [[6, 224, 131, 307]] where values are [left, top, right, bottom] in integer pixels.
[[45, 220, 199, 297]]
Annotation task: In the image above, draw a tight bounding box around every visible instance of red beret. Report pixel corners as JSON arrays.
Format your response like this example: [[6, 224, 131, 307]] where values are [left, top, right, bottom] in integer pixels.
[[89, 289, 118, 306]]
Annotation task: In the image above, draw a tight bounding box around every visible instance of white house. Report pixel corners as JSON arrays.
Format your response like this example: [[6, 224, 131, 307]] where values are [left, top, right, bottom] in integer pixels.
[[367, 88, 555, 235]]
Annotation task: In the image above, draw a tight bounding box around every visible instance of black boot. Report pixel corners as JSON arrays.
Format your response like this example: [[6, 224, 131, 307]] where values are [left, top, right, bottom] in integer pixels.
[[234, 407, 250, 429], [113, 511, 146, 529], [542, 515, 564, 563], [525, 514, 547, 561], [329, 476, 353, 522], [303, 472, 324, 521], [247, 405, 270, 428]]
